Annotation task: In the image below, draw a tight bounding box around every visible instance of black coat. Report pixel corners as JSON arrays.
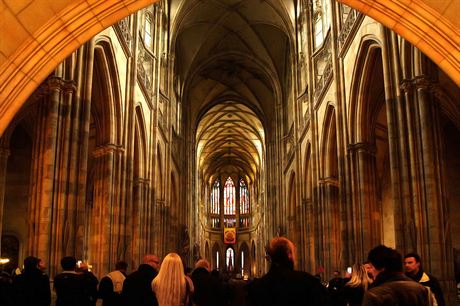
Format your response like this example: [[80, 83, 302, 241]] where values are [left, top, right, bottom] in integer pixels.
[[191, 267, 225, 306], [98, 273, 126, 306], [246, 264, 331, 306], [54, 271, 98, 306], [121, 264, 158, 306], [407, 269, 445, 306], [12, 268, 51, 306]]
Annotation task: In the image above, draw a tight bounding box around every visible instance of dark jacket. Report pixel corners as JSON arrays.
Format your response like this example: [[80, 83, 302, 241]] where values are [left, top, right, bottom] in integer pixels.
[[246, 263, 331, 306], [98, 271, 126, 306], [54, 271, 97, 306], [121, 264, 158, 306], [407, 269, 445, 306], [191, 267, 224, 306], [363, 272, 431, 306], [342, 284, 365, 306], [12, 268, 51, 306]]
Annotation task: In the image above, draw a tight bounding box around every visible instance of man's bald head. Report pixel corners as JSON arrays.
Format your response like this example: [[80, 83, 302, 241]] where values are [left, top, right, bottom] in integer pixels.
[[268, 237, 296, 268], [195, 259, 211, 272]]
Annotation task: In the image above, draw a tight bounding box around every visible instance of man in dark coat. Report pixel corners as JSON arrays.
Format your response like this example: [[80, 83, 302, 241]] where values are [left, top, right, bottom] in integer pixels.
[[12, 256, 51, 306], [191, 259, 224, 306], [404, 252, 445, 306], [246, 237, 330, 306], [98, 261, 128, 306], [54, 256, 97, 306], [121, 254, 160, 306], [363, 245, 432, 306]]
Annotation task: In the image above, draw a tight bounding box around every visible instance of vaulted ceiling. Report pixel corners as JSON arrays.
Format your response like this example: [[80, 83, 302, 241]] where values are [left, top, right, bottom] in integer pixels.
[[171, 0, 294, 181]]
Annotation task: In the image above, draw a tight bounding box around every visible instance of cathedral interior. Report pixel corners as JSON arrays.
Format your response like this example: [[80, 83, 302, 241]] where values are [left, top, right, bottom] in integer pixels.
[[1, 0, 460, 304]]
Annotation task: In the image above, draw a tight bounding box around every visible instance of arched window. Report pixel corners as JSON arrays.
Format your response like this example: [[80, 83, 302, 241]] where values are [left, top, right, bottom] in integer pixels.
[[210, 179, 220, 214], [226, 247, 234, 271], [144, 12, 153, 49], [313, 0, 330, 48], [239, 179, 250, 214], [224, 177, 235, 215]]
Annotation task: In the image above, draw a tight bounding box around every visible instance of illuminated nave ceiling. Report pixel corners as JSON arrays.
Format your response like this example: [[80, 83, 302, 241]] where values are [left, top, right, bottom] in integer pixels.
[[172, 0, 292, 178]]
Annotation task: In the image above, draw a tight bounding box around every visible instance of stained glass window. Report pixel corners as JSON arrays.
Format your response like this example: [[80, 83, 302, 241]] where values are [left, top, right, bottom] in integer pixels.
[[239, 179, 250, 214], [210, 180, 220, 214], [224, 177, 235, 215]]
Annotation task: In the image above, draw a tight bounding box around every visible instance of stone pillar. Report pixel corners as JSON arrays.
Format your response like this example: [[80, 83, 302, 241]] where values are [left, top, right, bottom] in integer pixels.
[[88, 144, 122, 276], [348, 142, 381, 261], [0, 147, 10, 252]]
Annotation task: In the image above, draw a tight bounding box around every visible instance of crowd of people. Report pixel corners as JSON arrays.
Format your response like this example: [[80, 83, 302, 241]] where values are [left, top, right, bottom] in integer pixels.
[[0, 237, 448, 306]]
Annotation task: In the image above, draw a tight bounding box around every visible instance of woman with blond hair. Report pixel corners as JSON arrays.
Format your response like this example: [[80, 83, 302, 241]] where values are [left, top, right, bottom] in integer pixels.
[[343, 263, 373, 306], [152, 253, 194, 306]]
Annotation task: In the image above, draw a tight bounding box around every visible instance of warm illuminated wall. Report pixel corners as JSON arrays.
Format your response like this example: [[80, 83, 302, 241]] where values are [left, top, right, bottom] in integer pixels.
[[0, 0, 459, 137]]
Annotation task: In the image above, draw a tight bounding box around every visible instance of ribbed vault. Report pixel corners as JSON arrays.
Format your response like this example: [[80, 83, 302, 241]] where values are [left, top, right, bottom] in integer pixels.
[[172, 0, 293, 182], [196, 102, 264, 181]]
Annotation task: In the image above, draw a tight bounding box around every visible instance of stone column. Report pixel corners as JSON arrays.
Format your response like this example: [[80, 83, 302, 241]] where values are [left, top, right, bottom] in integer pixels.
[[88, 144, 121, 276], [0, 147, 10, 252], [27, 77, 64, 274], [348, 142, 381, 260]]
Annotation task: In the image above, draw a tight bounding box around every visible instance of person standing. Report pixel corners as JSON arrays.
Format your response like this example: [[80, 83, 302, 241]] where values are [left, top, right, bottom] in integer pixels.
[[246, 237, 330, 306], [328, 270, 345, 306], [98, 261, 128, 306], [404, 252, 445, 306], [152, 252, 194, 306], [54, 256, 97, 306], [12, 256, 51, 306], [362, 245, 432, 306], [342, 263, 372, 306], [122, 254, 160, 306], [191, 259, 223, 306]]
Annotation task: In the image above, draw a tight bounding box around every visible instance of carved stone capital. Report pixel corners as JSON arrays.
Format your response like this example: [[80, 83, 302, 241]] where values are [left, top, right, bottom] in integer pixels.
[[400, 79, 415, 93], [46, 76, 65, 91], [413, 75, 434, 91], [92, 143, 124, 158], [63, 80, 77, 94], [347, 142, 376, 154]]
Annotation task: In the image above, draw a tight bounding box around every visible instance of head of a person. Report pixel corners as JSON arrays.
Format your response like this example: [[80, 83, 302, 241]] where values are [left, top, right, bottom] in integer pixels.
[[346, 263, 373, 291], [363, 261, 375, 280], [403, 252, 421, 275], [115, 261, 128, 273], [152, 253, 186, 306], [60, 256, 77, 271], [23, 256, 39, 273], [195, 259, 211, 272], [333, 270, 340, 279], [367, 245, 402, 279], [37, 258, 46, 272], [268, 237, 296, 269], [144, 254, 160, 271]]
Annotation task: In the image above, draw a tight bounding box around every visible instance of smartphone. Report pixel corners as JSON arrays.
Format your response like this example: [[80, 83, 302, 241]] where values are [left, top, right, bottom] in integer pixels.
[[77, 260, 82, 268], [347, 267, 352, 274]]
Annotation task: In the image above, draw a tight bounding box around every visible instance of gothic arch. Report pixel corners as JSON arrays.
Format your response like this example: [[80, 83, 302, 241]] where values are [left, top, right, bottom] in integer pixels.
[[348, 39, 390, 255], [239, 242, 250, 276], [212, 242, 221, 270], [134, 106, 148, 179], [348, 38, 382, 143], [319, 105, 341, 273], [93, 39, 123, 145], [156, 144, 164, 201]]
